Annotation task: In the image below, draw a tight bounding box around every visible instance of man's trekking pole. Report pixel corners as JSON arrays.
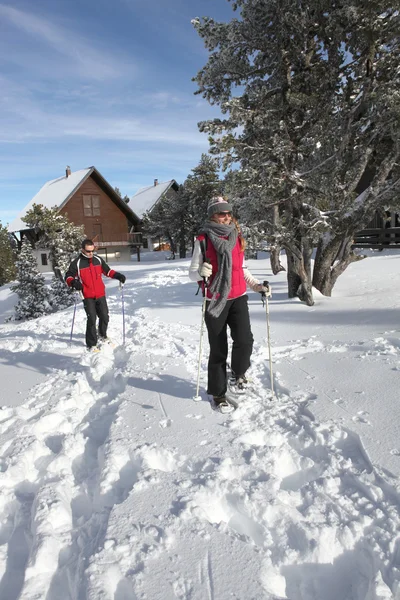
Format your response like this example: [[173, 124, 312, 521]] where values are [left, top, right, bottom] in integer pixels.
[[120, 282, 126, 345], [261, 281, 274, 396], [194, 278, 209, 401], [69, 293, 78, 345]]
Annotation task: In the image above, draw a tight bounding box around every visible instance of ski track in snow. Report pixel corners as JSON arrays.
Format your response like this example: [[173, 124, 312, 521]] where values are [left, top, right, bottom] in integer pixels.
[[0, 267, 399, 599]]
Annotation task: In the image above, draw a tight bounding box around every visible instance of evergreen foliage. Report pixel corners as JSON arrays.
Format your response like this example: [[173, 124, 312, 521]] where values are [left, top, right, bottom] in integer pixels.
[[114, 186, 130, 204], [142, 185, 190, 258], [193, 0, 400, 303], [185, 154, 222, 244], [143, 155, 222, 257], [0, 222, 17, 286], [22, 204, 84, 309], [11, 238, 51, 320]]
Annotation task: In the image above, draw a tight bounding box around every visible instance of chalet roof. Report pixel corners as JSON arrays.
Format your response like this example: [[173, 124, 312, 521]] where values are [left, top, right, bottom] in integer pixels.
[[8, 166, 140, 233], [130, 180, 178, 220]]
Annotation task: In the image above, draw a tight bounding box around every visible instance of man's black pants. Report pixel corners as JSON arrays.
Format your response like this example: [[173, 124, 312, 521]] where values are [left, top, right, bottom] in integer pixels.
[[205, 295, 254, 397], [83, 296, 109, 348]]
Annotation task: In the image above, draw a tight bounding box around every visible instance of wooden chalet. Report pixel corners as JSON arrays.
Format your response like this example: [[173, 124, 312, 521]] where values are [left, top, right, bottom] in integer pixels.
[[9, 166, 143, 271]]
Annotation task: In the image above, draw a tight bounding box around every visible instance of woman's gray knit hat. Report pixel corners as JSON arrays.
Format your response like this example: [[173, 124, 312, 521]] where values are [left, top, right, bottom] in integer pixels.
[[207, 196, 233, 217]]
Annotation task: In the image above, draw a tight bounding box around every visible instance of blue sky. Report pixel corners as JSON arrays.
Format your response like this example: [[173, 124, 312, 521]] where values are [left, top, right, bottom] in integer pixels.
[[0, 0, 234, 225]]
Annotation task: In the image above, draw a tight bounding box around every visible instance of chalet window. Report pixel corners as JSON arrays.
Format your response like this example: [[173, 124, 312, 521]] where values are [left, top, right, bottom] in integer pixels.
[[41, 253, 48, 266], [83, 195, 100, 217]]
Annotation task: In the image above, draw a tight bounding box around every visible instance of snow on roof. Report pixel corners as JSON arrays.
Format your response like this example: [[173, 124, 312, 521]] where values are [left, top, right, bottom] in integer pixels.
[[8, 168, 93, 233], [130, 180, 176, 220]]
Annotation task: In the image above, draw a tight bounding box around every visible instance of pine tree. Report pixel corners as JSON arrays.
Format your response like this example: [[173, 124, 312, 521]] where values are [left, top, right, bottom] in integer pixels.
[[11, 239, 51, 320], [193, 1, 400, 304], [185, 154, 222, 249], [142, 155, 222, 257], [22, 205, 84, 310], [114, 186, 130, 204], [142, 187, 187, 258], [0, 222, 16, 286]]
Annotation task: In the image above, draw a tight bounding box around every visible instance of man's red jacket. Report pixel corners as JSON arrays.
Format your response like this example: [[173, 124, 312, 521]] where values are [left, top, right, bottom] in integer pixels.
[[65, 253, 116, 299]]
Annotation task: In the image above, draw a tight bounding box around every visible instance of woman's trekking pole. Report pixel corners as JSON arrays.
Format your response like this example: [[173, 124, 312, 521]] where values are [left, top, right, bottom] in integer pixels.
[[261, 281, 274, 396], [120, 283, 126, 345], [194, 281, 208, 401]]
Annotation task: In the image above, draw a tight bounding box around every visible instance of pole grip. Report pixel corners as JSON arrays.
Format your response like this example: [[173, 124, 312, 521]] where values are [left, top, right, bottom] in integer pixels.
[[202, 258, 212, 287]]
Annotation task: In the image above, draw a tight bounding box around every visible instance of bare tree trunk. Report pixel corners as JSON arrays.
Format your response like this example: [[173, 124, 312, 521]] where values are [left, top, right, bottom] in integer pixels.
[[166, 231, 176, 259], [286, 244, 314, 306], [286, 251, 301, 297], [297, 241, 314, 304], [313, 234, 365, 296], [269, 205, 286, 274], [179, 230, 186, 258], [270, 245, 286, 274]]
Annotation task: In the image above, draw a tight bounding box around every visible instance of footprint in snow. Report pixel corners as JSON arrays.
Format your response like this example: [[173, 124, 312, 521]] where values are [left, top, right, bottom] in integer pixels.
[[352, 411, 371, 425]]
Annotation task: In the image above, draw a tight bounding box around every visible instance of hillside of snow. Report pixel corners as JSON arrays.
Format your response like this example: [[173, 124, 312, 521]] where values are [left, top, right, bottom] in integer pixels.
[[0, 251, 400, 600]]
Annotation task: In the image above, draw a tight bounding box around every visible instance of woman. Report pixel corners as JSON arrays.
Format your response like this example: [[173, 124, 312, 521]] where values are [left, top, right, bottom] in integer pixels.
[[189, 197, 271, 413]]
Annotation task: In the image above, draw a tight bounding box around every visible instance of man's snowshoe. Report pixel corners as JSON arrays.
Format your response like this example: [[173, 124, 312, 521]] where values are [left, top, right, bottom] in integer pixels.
[[86, 346, 100, 353]]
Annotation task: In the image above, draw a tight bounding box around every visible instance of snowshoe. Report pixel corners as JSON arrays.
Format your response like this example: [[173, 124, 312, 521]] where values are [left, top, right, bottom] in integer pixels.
[[98, 337, 115, 348], [211, 395, 235, 414], [229, 374, 248, 396], [86, 346, 100, 353]]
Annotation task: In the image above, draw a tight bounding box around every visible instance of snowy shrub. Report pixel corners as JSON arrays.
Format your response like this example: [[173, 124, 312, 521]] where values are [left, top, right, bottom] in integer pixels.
[[11, 239, 51, 320]]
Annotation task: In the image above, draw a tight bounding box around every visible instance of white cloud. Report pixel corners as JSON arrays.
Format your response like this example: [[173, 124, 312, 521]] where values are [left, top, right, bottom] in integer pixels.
[[0, 3, 131, 80], [0, 73, 212, 148]]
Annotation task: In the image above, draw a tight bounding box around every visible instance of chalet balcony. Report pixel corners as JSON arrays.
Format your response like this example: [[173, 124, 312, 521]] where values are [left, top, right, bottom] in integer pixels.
[[94, 233, 143, 247], [352, 227, 400, 250]]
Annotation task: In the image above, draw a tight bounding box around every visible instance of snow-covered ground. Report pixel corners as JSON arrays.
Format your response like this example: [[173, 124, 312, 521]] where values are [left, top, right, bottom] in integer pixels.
[[0, 250, 400, 600]]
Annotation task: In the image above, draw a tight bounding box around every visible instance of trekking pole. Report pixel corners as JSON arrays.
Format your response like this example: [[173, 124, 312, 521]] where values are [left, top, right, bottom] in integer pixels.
[[69, 292, 78, 345], [194, 276, 209, 401], [261, 280, 274, 396], [69, 291, 84, 345], [120, 282, 126, 345]]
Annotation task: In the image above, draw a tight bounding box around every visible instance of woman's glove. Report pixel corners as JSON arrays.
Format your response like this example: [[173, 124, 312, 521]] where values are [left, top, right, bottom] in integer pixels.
[[255, 283, 272, 297], [198, 262, 213, 279]]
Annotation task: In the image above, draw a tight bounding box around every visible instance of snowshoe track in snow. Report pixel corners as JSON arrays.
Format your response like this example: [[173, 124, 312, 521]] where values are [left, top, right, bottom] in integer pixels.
[[0, 266, 399, 599]]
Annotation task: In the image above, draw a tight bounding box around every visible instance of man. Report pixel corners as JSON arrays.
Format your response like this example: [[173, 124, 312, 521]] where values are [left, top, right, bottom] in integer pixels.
[[65, 239, 126, 350]]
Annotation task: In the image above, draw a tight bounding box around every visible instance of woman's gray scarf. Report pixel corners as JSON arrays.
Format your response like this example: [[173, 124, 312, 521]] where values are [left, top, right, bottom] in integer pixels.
[[200, 221, 238, 318]]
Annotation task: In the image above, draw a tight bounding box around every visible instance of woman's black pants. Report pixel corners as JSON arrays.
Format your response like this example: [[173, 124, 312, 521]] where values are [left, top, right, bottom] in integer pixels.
[[205, 295, 254, 397], [83, 296, 109, 348]]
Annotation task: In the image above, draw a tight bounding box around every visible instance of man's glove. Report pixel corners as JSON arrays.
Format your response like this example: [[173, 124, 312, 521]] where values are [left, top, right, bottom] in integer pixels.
[[199, 261, 213, 279], [113, 272, 126, 284], [71, 279, 83, 291], [255, 283, 272, 297]]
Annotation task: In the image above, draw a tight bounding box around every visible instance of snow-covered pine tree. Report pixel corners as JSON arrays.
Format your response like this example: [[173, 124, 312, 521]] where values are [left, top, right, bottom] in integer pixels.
[[143, 155, 222, 257], [185, 154, 222, 250], [114, 186, 130, 204], [22, 205, 84, 310], [193, 1, 400, 304], [223, 170, 286, 273], [11, 238, 51, 320], [142, 191, 179, 258], [141, 184, 189, 258], [0, 222, 17, 286]]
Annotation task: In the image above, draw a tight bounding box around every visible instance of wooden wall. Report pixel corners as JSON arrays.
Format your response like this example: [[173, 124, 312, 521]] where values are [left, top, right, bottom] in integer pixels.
[[59, 175, 129, 241]]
